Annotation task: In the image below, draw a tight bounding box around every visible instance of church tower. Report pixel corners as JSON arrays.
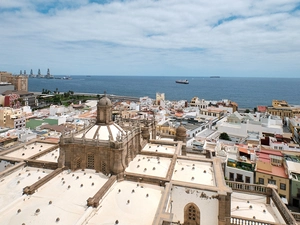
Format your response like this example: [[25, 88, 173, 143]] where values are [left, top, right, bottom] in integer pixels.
[[96, 93, 113, 125]]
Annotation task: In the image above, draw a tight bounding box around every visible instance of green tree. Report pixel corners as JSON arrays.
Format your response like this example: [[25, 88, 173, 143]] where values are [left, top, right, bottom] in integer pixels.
[[219, 132, 231, 141]]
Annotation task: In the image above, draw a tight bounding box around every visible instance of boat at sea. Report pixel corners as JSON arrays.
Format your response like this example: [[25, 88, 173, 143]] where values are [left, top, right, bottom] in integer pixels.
[[63, 76, 72, 80], [210, 76, 220, 78], [175, 80, 189, 84]]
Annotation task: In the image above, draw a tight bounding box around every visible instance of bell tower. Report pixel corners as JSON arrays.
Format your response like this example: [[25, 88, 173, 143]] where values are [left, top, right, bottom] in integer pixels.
[[96, 92, 113, 125]]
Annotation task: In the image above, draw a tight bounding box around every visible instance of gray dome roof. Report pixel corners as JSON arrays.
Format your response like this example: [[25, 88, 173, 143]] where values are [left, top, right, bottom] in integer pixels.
[[98, 96, 112, 106], [176, 124, 186, 136]]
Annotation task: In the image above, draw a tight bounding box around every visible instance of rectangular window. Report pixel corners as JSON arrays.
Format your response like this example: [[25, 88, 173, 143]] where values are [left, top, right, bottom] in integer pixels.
[[229, 172, 234, 181], [268, 179, 276, 185], [280, 183, 286, 190], [246, 176, 251, 183], [258, 178, 264, 185], [236, 174, 243, 182]]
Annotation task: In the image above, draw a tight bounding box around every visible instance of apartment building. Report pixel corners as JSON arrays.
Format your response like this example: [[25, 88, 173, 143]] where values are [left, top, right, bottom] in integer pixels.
[[267, 100, 300, 119], [255, 149, 290, 201], [0, 107, 26, 129]]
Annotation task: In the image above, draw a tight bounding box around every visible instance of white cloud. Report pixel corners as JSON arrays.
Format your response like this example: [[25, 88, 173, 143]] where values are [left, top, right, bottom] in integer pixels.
[[0, 0, 300, 76]]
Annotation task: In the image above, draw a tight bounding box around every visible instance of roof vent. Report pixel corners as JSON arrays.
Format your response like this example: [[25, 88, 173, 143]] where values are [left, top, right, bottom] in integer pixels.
[[17, 209, 21, 213]]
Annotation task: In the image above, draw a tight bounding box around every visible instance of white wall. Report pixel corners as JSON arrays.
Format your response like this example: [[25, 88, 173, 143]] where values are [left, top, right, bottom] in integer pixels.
[[171, 186, 219, 225], [225, 166, 254, 184]]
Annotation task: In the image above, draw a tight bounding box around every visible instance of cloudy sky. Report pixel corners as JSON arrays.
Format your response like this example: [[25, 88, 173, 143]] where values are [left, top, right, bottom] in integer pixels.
[[1, 0, 300, 77]]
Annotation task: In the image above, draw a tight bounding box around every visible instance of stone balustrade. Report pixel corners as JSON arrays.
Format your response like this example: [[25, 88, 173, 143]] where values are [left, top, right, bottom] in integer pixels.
[[291, 212, 300, 222], [271, 188, 297, 225], [227, 216, 277, 225], [226, 180, 268, 195]]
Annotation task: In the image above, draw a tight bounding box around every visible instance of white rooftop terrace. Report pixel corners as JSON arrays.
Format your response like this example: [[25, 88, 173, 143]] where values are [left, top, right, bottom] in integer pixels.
[[141, 143, 176, 155], [0, 169, 109, 225], [36, 148, 60, 162], [172, 159, 215, 186], [0, 160, 14, 172], [231, 192, 285, 224], [0, 166, 53, 209], [85, 181, 164, 225], [4, 142, 56, 159], [125, 154, 171, 178]]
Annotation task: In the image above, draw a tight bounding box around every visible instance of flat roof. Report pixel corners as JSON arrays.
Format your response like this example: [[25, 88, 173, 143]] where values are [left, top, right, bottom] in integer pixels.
[[86, 181, 163, 225], [35, 148, 60, 162], [125, 154, 171, 178], [231, 192, 284, 224], [4, 142, 56, 159], [0, 166, 53, 208], [0, 169, 109, 225], [141, 143, 176, 155], [172, 159, 215, 186]]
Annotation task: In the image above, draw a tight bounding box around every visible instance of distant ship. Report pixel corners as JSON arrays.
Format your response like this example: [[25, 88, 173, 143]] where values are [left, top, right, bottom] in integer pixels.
[[210, 76, 220, 78], [175, 79, 189, 84], [63, 76, 72, 80]]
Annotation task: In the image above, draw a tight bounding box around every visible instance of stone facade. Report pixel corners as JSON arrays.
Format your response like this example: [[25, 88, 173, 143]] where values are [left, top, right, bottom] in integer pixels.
[[58, 95, 155, 175]]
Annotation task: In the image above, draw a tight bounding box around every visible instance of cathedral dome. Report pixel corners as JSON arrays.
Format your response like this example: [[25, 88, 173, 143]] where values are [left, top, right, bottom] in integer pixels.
[[98, 96, 112, 106], [75, 123, 126, 141], [176, 124, 186, 137]]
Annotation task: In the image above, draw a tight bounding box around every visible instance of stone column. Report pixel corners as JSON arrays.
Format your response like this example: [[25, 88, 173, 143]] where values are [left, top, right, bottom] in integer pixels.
[[218, 192, 231, 225]]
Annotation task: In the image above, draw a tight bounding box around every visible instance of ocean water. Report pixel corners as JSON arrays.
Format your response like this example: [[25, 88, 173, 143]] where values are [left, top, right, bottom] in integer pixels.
[[28, 76, 300, 109]]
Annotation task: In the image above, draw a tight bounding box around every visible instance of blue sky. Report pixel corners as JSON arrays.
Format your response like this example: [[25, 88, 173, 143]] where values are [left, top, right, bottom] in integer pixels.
[[1, 0, 300, 77]]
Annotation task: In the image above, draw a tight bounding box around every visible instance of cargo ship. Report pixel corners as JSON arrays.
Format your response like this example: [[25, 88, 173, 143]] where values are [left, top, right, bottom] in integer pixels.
[[175, 79, 189, 84]]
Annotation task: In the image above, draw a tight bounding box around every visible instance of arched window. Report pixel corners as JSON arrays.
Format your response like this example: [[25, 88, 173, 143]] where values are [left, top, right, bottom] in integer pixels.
[[101, 161, 107, 174], [184, 203, 200, 225], [87, 154, 95, 169], [76, 158, 81, 170]]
